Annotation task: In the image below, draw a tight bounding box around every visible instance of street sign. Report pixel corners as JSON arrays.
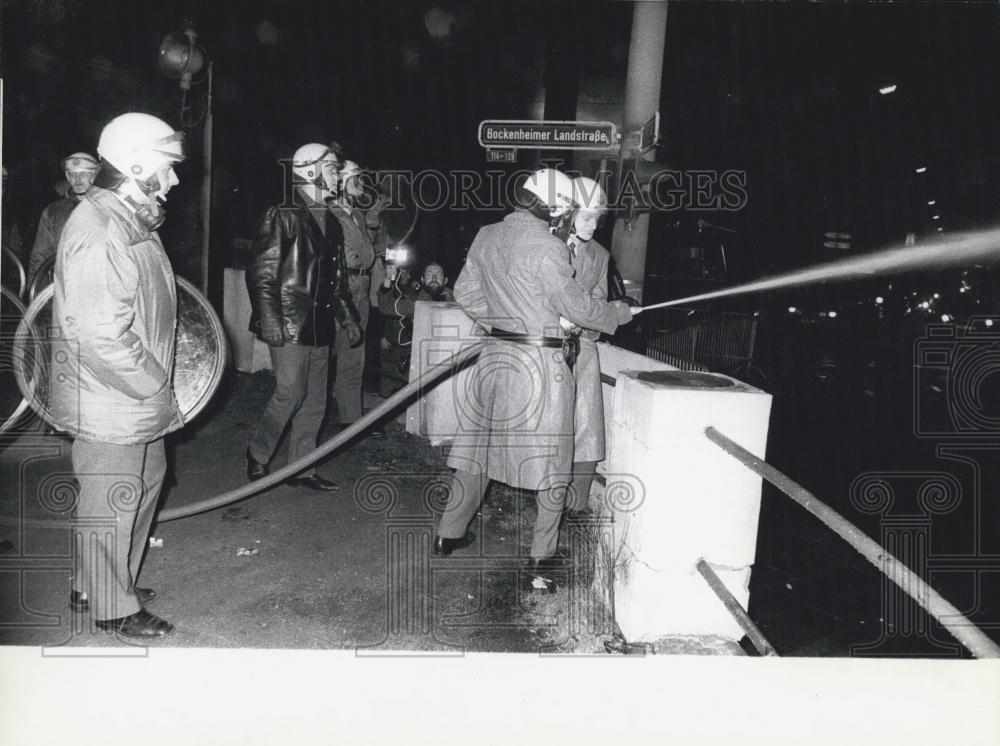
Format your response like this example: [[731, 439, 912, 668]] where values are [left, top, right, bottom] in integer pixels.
[[486, 148, 517, 163], [478, 120, 617, 150], [639, 111, 660, 153]]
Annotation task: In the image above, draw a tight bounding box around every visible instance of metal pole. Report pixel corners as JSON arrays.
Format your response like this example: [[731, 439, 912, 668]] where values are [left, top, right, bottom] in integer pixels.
[[704, 426, 1000, 659], [696, 558, 778, 656], [200, 61, 213, 296], [610, 0, 669, 303]]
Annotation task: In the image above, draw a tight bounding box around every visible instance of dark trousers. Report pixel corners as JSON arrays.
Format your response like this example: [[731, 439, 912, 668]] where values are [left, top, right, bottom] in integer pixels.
[[438, 468, 567, 559], [567, 461, 598, 511], [249, 343, 329, 475], [333, 276, 370, 423], [72, 438, 166, 621]]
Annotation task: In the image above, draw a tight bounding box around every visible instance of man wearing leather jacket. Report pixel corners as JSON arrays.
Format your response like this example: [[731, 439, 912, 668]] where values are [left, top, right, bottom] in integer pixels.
[[245, 142, 362, 491]]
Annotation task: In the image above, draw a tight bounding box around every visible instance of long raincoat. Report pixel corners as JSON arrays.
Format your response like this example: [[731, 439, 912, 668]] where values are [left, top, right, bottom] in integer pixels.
[[569, 236, 610, 463], [446, 210, 630, 490]]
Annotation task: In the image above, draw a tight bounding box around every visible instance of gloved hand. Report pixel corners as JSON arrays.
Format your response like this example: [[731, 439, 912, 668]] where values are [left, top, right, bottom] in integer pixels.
[[611, 301, 634, 324], [558, 316, 581, 334], [260, 317, 286, 346], [344, 320, 364, 348]]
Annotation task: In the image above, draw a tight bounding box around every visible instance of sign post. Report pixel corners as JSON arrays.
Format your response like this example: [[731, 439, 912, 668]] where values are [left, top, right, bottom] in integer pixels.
[[639, 111, 660, 154]]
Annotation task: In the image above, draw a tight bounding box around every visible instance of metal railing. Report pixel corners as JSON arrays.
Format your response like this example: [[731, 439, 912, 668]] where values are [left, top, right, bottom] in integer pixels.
[[645, 307, 758, 376], [704, 425, 1000, 659]]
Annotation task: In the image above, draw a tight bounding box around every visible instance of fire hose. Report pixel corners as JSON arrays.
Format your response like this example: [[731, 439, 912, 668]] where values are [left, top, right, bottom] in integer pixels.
[[0, 341, 484, 528]]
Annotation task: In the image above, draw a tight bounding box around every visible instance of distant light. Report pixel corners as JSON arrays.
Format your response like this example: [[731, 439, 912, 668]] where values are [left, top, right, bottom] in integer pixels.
[[920, 301, 930, 309], [787, 306, 797, 313], [875, 296, 884, 304], [933, 293, 940, 299], [986, 319, 995, 328], [927, 200, 936, 206], [915, 166, 927, 174], [960, 287, 967, 293], [941, 314, 952, 323], [879, 84, 897, 95], [936, 227, 944, 232], [827, 311, 838, 318], [932, 214, 940, 220]]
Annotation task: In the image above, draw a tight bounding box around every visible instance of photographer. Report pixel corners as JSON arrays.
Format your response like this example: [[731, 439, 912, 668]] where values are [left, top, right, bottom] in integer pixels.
[[375, 262, 453, 395]]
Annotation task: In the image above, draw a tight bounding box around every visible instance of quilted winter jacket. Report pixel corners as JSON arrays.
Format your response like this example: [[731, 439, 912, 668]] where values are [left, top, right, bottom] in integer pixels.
[[50, 187, 184, 444]]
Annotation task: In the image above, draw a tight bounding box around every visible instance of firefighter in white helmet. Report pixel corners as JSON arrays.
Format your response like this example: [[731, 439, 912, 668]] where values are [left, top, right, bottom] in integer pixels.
[[50, 113, 186, 638], [435, 167, 637, 593], [326, 156, 387, 435], [27, 151, 100, 289], [245, 141, 361, 491], [562, 176, 613, 519]]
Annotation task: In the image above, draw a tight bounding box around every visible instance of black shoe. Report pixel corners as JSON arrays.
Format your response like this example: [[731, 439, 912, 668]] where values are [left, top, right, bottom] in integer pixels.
[[289, 474, 339, 492], [95, 609, 173, 638], [246, 448, 269, 482], [71, 587, 157, 613], [522, 558, 561, 594], [432, 531, 476, 556], [566, 507, 594, 521]]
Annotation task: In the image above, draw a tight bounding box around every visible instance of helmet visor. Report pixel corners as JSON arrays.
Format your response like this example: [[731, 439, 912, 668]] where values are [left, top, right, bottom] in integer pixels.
[[149, 130, 187, 164]]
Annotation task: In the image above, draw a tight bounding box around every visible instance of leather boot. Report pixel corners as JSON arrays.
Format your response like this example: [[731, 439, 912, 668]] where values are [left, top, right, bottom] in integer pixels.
[[246, 447, 269, 481], [432, 531, 476, 556]]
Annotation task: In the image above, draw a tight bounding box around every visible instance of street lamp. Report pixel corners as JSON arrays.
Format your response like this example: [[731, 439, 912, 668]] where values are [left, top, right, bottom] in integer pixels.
[[159, 26, 213, 296]]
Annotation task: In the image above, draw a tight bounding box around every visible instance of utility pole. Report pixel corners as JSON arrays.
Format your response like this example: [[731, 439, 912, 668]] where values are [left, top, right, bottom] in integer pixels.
[[611, 1, 669, 304]]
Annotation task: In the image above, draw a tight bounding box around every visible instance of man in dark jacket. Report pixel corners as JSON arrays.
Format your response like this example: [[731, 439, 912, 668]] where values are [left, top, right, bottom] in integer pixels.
[[51, 113, 185, 638], [245, 142, 362, 490], [28, 152, 99, 292]]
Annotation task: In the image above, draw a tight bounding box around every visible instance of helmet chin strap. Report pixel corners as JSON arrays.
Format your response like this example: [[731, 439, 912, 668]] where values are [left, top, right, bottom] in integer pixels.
[[550, 211, 575, 242], [115, 178, 166, 231]]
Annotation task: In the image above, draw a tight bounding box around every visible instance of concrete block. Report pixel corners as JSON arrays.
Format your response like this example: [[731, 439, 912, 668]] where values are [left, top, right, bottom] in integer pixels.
[[405, 301, 481, 444], [223, 268, 271, 373], [600, 369, 772, 642], [594, 342, 676, 474]]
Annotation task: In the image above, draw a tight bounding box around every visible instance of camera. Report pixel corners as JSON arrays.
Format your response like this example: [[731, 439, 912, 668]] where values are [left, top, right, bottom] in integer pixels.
[[384, 246, 409, 265], [914, 319, 1000, 438]]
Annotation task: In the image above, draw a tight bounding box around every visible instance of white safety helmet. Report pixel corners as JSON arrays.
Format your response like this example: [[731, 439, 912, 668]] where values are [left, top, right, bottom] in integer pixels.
[[97, 113, 184, 187], [292, 142, 339, 184], [522, 168, 577, 217], [61, 152, 99, 173], [572, 176, 607, 213], [340, 159, 360, 179]]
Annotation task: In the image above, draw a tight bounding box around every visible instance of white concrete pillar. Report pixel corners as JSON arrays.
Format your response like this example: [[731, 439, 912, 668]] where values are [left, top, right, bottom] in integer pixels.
[[404, 301, 482, 444], [599, 369, 772, 642], [222, 267, 271, 372]]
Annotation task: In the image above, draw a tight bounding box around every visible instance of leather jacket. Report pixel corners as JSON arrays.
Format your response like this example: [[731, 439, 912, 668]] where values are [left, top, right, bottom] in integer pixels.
[[246, 193, 361, 347]]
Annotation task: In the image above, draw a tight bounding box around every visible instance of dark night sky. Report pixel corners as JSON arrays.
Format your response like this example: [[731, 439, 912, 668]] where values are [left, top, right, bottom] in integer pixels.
[[3, 0, 1000, 300]]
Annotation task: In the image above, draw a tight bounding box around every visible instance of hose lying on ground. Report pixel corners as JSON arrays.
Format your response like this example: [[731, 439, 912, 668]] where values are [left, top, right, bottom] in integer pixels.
[[0, 341, 484, 528]]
